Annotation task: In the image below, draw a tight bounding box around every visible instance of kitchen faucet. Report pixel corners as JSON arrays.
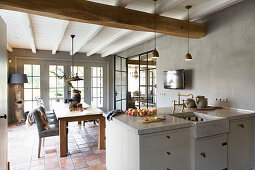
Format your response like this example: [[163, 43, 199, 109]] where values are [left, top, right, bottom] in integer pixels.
[[172, 92, 194, 113]]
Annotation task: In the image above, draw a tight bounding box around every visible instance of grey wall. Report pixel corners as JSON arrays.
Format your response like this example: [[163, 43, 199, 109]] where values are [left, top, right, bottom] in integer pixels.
[[118, 0, 255, 110], [8, 49, 114, 123]]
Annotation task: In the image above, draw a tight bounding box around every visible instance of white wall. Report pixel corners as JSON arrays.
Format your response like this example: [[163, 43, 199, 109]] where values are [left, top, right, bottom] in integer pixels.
[[118, 0, 255, 110]]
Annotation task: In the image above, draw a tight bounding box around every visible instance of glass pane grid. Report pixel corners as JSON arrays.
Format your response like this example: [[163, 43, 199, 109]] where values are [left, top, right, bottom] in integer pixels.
[[91, 67, 103, 107], [24, 64, 40, 112]]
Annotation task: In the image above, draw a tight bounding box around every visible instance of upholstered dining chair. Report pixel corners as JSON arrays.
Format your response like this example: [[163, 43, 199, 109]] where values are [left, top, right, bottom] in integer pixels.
[[31, 108, 60, 158]]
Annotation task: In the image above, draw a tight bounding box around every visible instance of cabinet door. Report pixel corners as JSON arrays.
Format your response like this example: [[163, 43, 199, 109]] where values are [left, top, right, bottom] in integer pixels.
[[228, 118, 254, 170], [195, 134, 227, 170]]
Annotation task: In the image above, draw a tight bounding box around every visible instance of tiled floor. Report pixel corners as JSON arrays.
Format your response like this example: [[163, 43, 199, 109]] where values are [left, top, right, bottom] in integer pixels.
[[8, 122, 106, 170]]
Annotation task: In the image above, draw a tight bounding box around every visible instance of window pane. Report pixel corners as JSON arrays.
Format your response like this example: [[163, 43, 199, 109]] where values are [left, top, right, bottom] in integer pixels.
[[78, 66, 84, 76], [49, 77, 56, 88], [24, 101, 33, 112], [33, 89, 40, 100], [33, 77, 40, 88], [50, 89, 56, 99], [57, 66, 64, 76], [24, 64, 32, 76], [57, 88, 64, 98], [49, 65, 56, 76], [24, 89, 32, 100], [24, 77, 32, 88], [33, 65, 40, 76], [57, 78, 64, 88], [78, 79, 84, 88]]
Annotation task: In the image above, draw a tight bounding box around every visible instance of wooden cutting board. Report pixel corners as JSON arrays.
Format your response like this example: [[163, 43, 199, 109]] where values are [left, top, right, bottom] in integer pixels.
[[140, 118, 165, 124]]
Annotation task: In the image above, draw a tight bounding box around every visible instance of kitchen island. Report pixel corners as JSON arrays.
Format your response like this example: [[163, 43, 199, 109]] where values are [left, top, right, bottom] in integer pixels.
[[105, 107, 255, 170]]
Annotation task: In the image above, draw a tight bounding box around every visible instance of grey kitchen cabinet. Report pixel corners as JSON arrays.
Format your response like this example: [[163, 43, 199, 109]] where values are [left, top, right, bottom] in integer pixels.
[[192, 134, 228, 170], [228, 118, 254, 170]]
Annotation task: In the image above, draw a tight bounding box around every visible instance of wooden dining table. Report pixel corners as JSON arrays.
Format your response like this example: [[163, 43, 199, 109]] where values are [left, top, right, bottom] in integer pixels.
[[53, 103, 105, 157]]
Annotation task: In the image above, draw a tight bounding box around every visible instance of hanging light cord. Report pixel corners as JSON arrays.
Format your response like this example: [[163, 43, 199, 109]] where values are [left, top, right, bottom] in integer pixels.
[[154, 0, 157, 49], [187, 7, 190, 53], [71, 36, 74, 76]]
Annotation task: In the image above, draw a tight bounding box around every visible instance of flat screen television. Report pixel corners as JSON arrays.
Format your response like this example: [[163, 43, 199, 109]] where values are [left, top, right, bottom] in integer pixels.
[[163, 69, 185, 89]]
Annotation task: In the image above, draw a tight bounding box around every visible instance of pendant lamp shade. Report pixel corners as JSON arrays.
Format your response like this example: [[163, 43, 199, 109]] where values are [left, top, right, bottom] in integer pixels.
[[8, 74, 28, 84], [185, 5, 192, 61], [152, 0, 159, 59], [152, 48, 159, 58], [66, 35, 84, 82]]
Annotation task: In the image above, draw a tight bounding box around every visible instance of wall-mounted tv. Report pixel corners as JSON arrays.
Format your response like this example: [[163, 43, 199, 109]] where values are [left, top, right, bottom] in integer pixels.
[[163, 69, 185, 89]]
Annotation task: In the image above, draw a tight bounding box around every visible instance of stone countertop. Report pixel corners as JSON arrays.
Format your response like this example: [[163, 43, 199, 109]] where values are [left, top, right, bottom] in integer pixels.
[[105, 107, 255, 135]]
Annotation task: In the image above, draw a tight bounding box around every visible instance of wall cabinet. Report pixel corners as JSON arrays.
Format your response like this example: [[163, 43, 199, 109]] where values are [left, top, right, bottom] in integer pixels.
[[228, 118, 254, 170], [192, 134, 228, 170]]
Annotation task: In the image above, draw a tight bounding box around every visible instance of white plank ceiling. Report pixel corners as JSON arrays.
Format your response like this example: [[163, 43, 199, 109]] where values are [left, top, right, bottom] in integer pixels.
[[0, 0, 245, 57]]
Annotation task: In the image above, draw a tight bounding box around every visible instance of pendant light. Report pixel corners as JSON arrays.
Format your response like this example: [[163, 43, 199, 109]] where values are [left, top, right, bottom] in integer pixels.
[[152, 0, 159, 58], [184, 5, 192, 61], [66, 35, 84, 82]]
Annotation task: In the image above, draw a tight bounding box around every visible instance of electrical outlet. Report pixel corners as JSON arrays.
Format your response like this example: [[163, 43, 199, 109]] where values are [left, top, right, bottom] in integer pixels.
[[215, 97, 228, 103]]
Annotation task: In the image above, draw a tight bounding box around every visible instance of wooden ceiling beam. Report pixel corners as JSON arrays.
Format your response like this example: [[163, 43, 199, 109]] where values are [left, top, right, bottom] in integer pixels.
[[101, 32, 155, 57], [7, 43, 13, 52], [0, 0, 206, 39], [52, 20, 69, 54], [73, 25, 103, 55], [87, 29, 131, 56], [190, 0, 244, 21], [22, 13, 36, 53], [115, 0, 133, 7], [155, 0, 186, 15]]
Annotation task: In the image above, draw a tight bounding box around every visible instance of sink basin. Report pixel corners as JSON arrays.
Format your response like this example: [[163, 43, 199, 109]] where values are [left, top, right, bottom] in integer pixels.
[[170, 112, 229, 138], [170, 112, 222, 122]]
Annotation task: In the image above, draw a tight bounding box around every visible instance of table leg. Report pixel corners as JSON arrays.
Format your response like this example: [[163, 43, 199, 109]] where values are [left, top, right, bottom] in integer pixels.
[[98, 116, 105, 149], [59, 119, 67, 157]]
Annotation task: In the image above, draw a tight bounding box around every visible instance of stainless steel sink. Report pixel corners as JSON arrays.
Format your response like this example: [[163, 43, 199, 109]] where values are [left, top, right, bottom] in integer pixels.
[[170, 112, 229, 138]]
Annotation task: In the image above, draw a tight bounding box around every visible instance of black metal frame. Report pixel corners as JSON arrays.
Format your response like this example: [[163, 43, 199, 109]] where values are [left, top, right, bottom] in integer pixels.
[[114, 55, 128, 110], [127, 50, 156, 109]]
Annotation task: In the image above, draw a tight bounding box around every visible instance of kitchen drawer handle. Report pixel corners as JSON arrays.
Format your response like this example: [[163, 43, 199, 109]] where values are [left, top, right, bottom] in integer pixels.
[[167, 168, 171, 170], [167, 152, 171, 155], [238, 124, 244, 128], [166, 135, 170, 139], [201, 152, 206, 158]]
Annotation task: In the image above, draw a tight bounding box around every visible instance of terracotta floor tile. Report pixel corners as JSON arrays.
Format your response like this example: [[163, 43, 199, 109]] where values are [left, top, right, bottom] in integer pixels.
[[87, 159, 101, 167], [8, 122, 106, 170], [91, 165, 106, 170]]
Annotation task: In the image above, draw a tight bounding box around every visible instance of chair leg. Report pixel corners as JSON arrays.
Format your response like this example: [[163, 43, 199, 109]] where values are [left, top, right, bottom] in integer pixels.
[[38, 138, 42, 158], [43, 138, 45, 146], [83, 121, 85, 126]]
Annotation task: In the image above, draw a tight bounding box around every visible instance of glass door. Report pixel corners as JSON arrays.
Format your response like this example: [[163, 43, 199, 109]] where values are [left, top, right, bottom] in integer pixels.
[[114, 55, 127, 110]]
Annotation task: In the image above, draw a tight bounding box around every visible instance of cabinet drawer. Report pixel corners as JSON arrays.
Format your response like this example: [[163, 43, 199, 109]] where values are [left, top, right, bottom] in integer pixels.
[[228, 118, 254, 170], [143, 146, 190, 170], [142, 128, 189, 153]]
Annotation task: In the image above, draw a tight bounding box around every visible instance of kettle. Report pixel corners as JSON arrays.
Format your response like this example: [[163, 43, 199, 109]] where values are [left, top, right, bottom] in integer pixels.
[[196, 96, 208, 108]]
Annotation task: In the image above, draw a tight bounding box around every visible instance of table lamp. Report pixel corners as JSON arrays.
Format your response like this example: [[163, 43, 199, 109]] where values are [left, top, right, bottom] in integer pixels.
[[8, 74, 28, 123]]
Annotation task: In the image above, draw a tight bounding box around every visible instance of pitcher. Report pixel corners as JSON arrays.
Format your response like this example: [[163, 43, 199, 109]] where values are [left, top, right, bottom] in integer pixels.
[[196, 96, 208, 108]]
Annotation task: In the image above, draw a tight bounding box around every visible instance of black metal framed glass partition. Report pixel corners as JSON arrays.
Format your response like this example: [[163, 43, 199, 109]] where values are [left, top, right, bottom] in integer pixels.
[[127, 50, 157, 110], [114, 55, 128, 110]]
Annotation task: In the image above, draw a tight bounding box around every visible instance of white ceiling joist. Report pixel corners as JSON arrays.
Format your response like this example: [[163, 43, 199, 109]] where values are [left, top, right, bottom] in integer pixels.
[[115, 0, 133, 7], [190, 0, 244, 21], [87, 29, 131, 56], [7, 43, 13, 52], [52, 20, 69, 54], [155, 0, 186, 15], [72, 25, 103, 55], [22, 13, 36, 53], [101, 32, 156, 57]]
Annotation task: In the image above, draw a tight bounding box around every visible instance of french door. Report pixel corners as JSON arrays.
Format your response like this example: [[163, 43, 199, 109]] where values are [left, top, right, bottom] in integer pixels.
[[114, 55, 128, 110]]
